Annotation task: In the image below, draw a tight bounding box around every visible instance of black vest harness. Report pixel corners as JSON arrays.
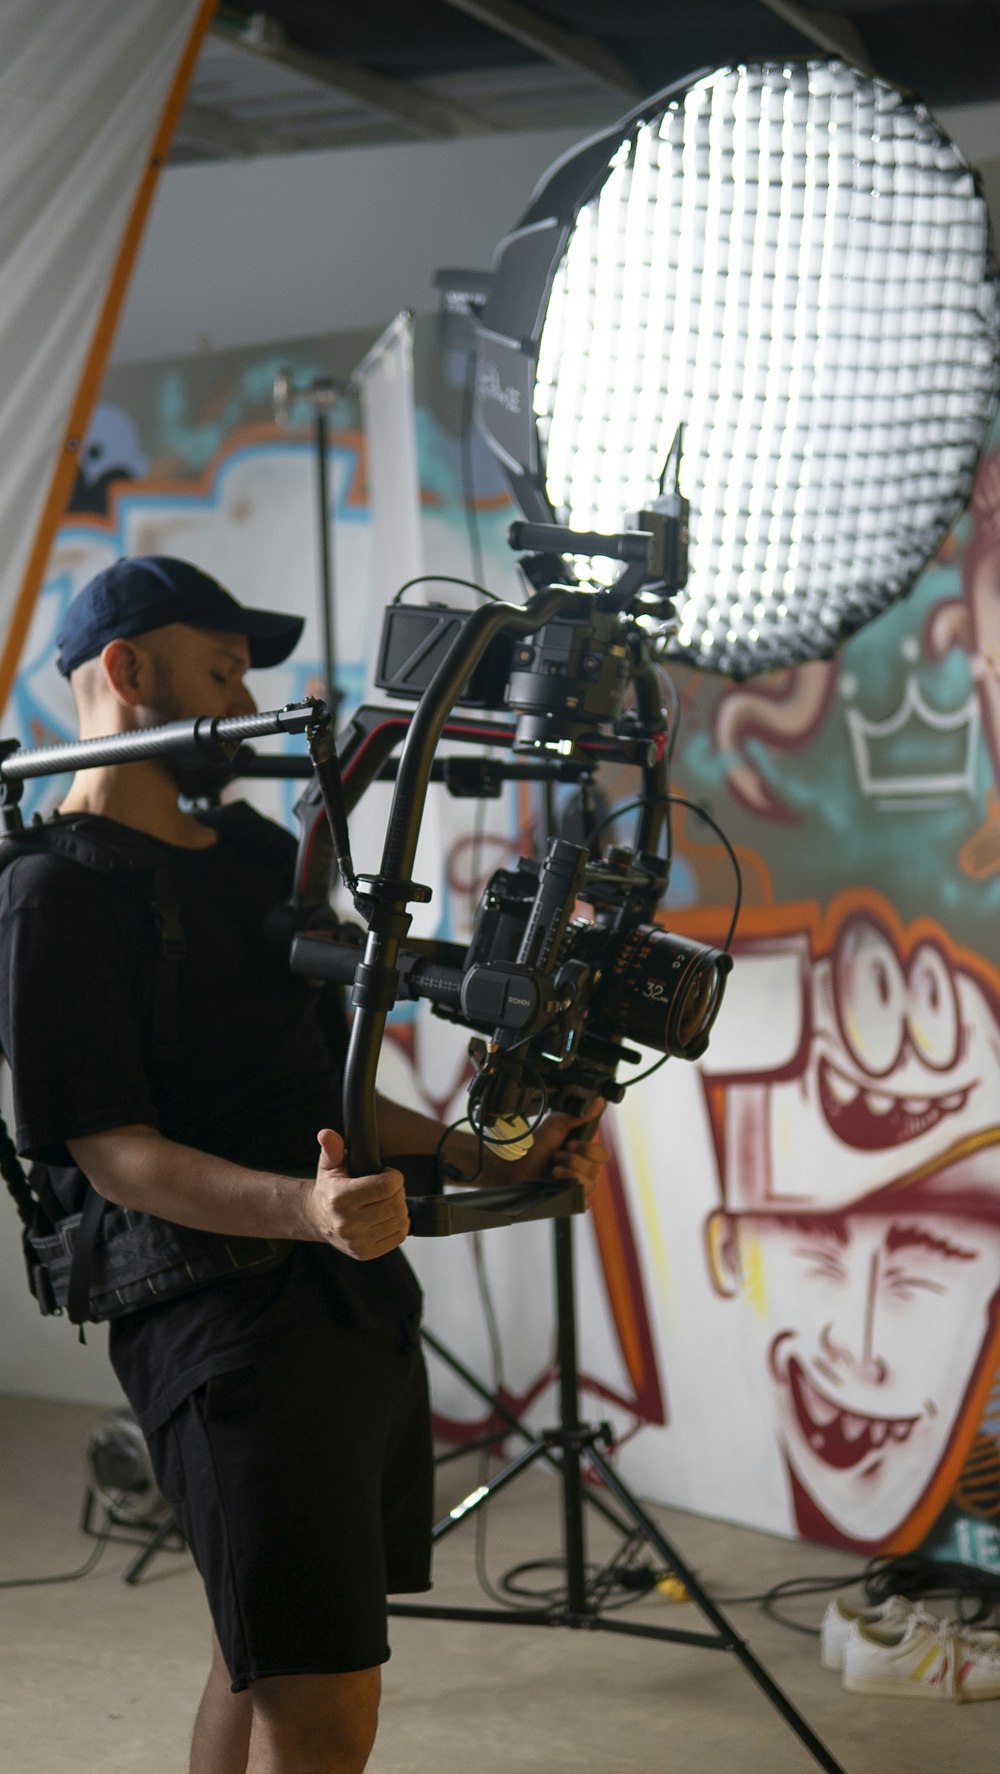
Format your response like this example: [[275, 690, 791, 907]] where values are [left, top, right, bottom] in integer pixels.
[[0, 806, 298, 1327]]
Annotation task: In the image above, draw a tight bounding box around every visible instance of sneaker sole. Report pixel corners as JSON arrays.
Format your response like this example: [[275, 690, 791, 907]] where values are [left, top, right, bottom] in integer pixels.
[[842, 1673, 951, 1699]]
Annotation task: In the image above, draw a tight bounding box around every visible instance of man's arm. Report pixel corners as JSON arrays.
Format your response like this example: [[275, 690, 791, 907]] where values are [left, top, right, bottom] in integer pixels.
[[67, 1124, 408, 1262], [376, 1091, 609, 1201]]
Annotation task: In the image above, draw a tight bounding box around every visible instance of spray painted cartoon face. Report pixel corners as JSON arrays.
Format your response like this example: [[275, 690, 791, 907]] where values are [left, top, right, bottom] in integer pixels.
[[730, 1207, 1000, 1545], [707, 912, 1000, 1547]]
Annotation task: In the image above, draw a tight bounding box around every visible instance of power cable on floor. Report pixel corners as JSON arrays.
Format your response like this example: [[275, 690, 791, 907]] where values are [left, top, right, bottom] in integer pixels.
[[0, 1523, 111, 1588]]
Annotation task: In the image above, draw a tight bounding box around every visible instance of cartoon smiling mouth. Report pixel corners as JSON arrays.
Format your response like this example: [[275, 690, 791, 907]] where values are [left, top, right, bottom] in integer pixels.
[[788, 1359, 918, 1471], [818, 1058, 971, 1150]]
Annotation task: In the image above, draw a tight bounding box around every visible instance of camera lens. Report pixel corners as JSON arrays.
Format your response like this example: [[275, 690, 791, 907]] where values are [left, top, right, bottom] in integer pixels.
[[592, 924, 732, 1060]]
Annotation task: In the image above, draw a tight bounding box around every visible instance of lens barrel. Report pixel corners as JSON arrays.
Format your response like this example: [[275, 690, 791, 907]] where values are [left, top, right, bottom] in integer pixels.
[[591, 924, 732, 1060]]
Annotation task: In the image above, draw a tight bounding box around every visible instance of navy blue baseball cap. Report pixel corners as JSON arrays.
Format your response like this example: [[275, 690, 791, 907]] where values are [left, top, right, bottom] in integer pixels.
[[55, 556, 304, 677]]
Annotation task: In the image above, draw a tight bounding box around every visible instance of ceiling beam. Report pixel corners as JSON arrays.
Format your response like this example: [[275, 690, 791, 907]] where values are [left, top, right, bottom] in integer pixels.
[[437, 0, 642, 100], [755, 0, 875, 73], [211, 13, 499, 137], [178, 101, 294, 158]]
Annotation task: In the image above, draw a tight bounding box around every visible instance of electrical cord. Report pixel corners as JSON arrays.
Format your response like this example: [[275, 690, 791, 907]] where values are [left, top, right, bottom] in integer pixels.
[[577, 1550, 1000, 1638], [391, 573, 502, 605], [585, 789, 742, 955], [862, 1552, 1000, 1625], [0, 1534, 110, 1589], [667, 792, 743, 952], [0, 1522, 112, 1589]]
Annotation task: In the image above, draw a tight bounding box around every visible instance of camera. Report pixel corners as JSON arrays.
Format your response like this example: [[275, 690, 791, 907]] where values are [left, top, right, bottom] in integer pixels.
[[291, 516, 734, 1202]]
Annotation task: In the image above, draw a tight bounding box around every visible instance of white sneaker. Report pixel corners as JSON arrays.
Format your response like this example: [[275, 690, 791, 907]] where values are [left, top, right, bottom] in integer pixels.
[[820, 1594, 918, 1671], [842, 1614, 1000, 1702]]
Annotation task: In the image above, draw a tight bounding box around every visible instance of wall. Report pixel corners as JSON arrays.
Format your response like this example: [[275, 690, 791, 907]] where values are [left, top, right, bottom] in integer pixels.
[[111, 126, 586, 364]]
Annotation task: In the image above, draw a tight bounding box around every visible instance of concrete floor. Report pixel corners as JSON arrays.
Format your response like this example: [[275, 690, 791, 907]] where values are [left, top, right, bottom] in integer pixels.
[[0, 1394, 996, 1773]]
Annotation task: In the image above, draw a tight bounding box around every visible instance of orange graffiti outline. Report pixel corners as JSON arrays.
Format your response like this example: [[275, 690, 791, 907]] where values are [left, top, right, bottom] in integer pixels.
[[675, 885, 1000, 1554]]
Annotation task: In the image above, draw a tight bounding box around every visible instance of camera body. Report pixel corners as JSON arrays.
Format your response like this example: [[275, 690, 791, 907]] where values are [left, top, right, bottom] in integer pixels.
[[431, 836, 730, 1132]]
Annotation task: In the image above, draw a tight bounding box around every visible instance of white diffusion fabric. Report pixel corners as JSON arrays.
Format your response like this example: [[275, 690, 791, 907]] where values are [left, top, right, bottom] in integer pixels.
[[0, 0, 204, 704], [356, 312, 425, 592], [534, 61, 1000, 678]]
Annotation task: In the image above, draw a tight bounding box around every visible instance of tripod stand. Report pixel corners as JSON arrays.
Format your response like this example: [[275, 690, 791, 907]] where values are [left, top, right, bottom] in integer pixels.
[[392, 1216, 848, 1774]]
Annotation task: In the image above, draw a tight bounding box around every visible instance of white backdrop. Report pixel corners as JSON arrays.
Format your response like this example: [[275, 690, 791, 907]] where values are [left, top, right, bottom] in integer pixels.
[[0, 0, 206, 706]]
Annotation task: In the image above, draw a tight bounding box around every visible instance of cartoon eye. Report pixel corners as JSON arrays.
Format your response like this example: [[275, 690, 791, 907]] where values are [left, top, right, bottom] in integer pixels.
[[907, 942, 960, 1071], [832, 920, 907, 1077]]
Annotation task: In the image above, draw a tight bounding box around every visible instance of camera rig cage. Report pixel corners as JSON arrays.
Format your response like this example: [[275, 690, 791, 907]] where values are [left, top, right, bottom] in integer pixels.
[[0, 522, 735, 1238]]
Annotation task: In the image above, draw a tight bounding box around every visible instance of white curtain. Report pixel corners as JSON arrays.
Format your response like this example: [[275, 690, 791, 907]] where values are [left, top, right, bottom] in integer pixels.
[[0, 0, 206, 706]]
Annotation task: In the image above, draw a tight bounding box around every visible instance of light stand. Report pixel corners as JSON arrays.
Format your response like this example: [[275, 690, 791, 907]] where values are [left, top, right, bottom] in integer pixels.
[[393, 1215, 848, 1774], [274, 369, 348, 714]]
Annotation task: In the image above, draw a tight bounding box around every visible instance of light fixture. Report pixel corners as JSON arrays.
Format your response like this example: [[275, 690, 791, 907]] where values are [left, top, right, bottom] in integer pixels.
[[474, 60, 1000, 678]]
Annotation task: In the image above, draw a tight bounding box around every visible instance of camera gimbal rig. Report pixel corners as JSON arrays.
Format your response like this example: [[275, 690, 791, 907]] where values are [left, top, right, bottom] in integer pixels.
[[0, 525, 844, 1772]]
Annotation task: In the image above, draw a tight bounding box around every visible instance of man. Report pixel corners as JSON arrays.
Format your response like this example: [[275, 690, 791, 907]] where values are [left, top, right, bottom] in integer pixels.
[[0, 556, 606, 1774]]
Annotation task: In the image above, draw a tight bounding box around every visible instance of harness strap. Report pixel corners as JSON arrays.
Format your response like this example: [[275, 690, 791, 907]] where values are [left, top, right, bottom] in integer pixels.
[[67, 1185, 109, 1327], [0, 820, 189, 1324]]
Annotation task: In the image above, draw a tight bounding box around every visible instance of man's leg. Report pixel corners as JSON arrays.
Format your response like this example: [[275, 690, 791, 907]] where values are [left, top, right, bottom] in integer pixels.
[[247, 1667, 381, 1774], [189, 1629, 253, 1774]]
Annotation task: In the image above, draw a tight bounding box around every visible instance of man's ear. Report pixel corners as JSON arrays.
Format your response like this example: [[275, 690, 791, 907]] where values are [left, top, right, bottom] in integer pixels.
[[705, 1209, 742, 1299], [101, 638, 148, 709]]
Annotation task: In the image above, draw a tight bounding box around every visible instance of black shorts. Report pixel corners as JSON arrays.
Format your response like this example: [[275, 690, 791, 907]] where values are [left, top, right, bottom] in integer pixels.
[[146, 1314, 433, 1691]]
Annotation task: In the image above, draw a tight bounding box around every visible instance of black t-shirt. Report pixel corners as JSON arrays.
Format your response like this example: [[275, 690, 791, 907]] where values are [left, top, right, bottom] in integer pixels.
[[0, 807, 420, 1430]]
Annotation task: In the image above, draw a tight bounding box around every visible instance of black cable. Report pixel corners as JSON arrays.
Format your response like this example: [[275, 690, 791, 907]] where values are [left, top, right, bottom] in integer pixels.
[[494, 1529, 662, 1616], [863, 1552, 1000, 1626], [667, 792, 743, 952], [434, 1110, 485, 1185], [617, 1052, 670, 1091], [710, 1552, 1000, 1639], [0, 1522, 112, 1589], [588, 794, 665, 845], [390, 573, 502, 605]]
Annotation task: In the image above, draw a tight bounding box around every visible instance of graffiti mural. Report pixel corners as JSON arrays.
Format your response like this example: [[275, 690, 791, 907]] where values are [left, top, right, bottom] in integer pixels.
[[13, 320, 1000, 1564], [700, 899, 1000, 1554]]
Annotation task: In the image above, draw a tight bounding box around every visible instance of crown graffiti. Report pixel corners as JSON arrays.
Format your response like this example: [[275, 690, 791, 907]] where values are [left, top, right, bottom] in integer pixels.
[[844, 676, 980, 805]]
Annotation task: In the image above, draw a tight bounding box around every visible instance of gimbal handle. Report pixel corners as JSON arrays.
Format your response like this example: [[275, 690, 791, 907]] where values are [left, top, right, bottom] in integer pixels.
[[341, 583, 585, 1178]]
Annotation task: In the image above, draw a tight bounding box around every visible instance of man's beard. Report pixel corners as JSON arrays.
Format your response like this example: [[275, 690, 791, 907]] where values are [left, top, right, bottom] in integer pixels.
[[147, 691, 237, 803]]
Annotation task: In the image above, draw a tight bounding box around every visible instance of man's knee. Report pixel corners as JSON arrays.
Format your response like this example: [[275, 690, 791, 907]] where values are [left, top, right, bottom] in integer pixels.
[[248, 1666, 381, 1774]]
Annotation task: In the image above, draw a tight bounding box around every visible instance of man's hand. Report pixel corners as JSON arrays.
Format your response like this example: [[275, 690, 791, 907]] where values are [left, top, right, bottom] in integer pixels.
[[305, 1128, 410, 1260], [501, 1100, 609, 1204]]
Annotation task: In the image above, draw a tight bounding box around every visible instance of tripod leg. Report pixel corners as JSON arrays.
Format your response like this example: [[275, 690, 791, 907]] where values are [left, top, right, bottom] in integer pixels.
[[123, 1511, 183, 1586], [554, 1219, 588, 1614], [583, 1442, 847, 1774], [423, 1322, 633, 1537], [432, 1437, 550, 1542]]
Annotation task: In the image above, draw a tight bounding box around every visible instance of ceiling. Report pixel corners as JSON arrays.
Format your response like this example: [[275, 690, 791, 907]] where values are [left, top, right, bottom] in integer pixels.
[[174, 1, 1000, 166]]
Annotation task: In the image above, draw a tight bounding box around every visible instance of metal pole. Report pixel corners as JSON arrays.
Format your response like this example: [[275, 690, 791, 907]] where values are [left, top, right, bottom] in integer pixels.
[[314, 404, 338, 712], [274, 369, 346, 716]]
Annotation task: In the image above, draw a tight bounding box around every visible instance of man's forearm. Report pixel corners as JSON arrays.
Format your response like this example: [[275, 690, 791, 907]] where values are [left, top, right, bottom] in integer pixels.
[[67, 1124, 319, 1242], [375, 1091, 495, 1182]]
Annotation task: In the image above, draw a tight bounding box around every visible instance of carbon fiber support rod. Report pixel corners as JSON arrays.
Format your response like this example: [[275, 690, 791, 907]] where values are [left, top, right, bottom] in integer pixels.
[[0, 701, 325, 782]]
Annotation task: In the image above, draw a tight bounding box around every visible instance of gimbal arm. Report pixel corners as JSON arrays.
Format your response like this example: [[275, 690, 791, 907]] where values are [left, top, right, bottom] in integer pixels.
[[342, 584, 584, 1176]]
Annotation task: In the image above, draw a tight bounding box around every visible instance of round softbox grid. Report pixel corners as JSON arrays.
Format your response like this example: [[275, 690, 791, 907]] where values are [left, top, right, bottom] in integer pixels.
[[508, 61, 1000, 678]]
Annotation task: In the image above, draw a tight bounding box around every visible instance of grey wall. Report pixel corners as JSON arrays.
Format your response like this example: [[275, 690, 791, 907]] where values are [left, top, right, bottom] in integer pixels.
[[111, 125, 586, 363]]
